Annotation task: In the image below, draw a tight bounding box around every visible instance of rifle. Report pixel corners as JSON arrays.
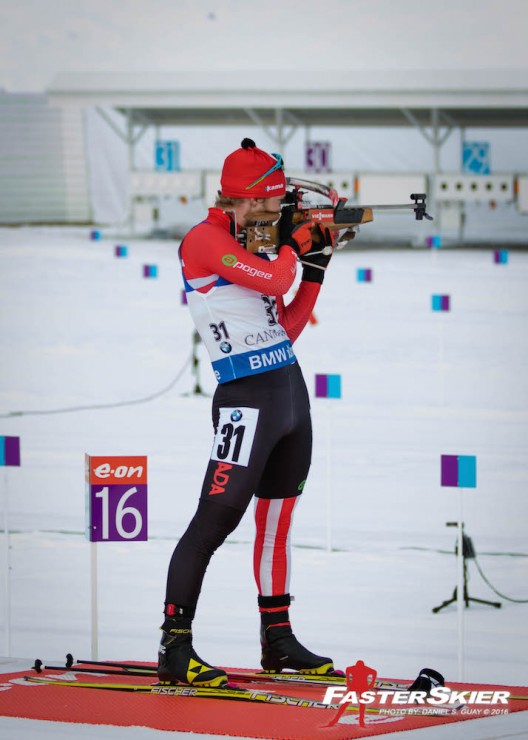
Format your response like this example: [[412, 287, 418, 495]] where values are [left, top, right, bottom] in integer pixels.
[[241, 178, 433, 254]]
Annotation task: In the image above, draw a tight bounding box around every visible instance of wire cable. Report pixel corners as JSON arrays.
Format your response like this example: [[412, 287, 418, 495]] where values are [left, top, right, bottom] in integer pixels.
[[0, 351, 193, 419], [472, 555, 528, 604], [402, 545, 528, 602], [402, 546, 528, 558]]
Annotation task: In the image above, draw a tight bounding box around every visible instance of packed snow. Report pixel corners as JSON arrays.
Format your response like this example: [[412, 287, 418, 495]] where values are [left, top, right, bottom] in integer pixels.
[[0, 225, 527, 738]]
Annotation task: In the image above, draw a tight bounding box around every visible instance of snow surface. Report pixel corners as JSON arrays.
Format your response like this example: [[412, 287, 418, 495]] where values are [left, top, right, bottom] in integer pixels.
[[0, 226, 527, 738]]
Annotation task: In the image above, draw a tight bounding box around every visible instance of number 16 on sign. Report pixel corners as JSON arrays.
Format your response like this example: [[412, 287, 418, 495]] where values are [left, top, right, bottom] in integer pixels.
[[85, 455, 148, 658]]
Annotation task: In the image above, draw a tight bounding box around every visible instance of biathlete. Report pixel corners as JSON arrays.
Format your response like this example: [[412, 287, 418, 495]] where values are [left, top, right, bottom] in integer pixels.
[[159, 138, 338, 687]]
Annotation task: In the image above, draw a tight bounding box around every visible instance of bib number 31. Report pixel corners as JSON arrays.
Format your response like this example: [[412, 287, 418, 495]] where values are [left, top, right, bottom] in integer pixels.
[[211, 407, 259, 467]]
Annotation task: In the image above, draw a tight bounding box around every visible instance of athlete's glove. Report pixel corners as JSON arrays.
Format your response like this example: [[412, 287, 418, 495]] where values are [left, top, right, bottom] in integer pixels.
[[300, 226, 334, 284], [278, 210, 313, 256]]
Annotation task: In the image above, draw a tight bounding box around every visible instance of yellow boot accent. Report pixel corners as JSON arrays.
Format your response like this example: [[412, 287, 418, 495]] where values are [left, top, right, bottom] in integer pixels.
[[299, 662, 335, 676], [186, 658, 227, 687]]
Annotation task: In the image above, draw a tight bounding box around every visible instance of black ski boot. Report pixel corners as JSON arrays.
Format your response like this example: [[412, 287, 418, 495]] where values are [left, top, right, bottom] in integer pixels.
[[259, 594, 334, 675], [157, 610, 227, 687]]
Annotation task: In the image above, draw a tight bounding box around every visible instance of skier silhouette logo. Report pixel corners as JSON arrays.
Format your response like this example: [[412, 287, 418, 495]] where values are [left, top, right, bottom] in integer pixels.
[[326, 659, 377, 728]]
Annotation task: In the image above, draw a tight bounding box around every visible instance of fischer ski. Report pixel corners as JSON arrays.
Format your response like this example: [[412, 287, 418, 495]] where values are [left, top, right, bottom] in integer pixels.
[[23, 675, 463, 716], [24, 675, 335, 709]]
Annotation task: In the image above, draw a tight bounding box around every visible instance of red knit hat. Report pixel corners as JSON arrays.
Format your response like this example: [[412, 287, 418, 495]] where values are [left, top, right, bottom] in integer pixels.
[[220, 138, 286, 198]]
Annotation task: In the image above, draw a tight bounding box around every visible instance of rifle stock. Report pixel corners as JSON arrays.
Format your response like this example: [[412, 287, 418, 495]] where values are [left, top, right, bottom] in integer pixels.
[[245, 206, 373, 253], [241, 180, 430, 254]]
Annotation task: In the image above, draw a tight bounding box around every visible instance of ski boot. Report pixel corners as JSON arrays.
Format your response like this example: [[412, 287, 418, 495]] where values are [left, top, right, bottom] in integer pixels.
[[408, 667, 445, 695], [158, 612, 227, 687], [259, 594, 334, 675]]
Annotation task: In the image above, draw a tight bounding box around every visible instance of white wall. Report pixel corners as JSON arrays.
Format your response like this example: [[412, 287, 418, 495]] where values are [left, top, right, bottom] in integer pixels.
[[0, 93, 90, 224]]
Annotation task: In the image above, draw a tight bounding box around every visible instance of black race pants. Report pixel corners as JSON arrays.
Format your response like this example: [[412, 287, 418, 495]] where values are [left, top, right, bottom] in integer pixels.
[[165, 362, 312, 609]]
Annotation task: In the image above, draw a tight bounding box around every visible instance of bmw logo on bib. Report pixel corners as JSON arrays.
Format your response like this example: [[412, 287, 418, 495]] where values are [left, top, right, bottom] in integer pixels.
[[230, 409, 243, 422]]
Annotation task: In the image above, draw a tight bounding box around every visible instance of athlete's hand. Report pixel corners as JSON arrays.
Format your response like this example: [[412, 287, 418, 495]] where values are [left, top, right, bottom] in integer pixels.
[[287, 222, 314, 255], [301, 226, 334, 284], [279, 210, 313, 256]]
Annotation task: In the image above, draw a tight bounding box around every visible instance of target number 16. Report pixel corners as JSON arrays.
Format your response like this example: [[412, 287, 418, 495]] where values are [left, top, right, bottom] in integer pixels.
[[93, 486, 145, 540], [86, 455, 148, 542]]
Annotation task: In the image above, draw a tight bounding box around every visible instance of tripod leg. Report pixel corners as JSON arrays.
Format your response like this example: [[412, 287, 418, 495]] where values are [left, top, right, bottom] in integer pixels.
[[467, 597, 501, 609], [432, 588, 457, 613], [434, 530, 501, 613]]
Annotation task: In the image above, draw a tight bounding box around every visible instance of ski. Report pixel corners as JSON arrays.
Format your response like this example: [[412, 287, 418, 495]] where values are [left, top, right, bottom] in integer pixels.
[[37, 655, 407, 689], [34, 663, 159, 679], [230, 671, 406, 691], [68, 653, 347, 683], [34, 656, 528, 703], [23, 675, 461, 716], [24, 675, 337, 710]]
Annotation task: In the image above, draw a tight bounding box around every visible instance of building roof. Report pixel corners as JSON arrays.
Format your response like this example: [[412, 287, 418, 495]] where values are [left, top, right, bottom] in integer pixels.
[[47, 69, 528, 129]]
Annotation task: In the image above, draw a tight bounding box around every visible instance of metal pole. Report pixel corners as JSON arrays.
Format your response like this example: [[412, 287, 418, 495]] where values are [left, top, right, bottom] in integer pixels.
[[3, 469, 11, 656], [127, 110, 135, 235], [457, 495, 465, 681], [459, 127, 466, 244], [431, 108, 441, 234], [91, 542, 98, 660], [275, 108, 284, 152], [325, 403, 333, 552]]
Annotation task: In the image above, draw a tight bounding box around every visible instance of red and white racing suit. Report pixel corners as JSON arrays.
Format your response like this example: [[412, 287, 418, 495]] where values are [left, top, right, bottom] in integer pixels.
[[165, 207, 322, 608]]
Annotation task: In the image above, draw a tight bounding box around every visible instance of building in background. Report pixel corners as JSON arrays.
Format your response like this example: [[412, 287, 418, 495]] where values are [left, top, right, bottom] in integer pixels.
[[2, 70, 528, 244]]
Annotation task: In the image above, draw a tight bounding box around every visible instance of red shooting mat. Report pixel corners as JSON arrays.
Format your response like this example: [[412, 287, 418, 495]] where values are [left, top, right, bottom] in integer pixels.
[[0, 665, 526, 739]]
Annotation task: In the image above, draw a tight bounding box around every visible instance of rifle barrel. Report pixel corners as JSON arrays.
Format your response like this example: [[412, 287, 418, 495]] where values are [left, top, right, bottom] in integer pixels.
[[343, 202, 420, 211]]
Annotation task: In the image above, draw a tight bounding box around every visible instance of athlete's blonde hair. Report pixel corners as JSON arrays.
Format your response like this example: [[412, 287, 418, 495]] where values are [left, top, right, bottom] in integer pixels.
[[214, 192, 249, 209]]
